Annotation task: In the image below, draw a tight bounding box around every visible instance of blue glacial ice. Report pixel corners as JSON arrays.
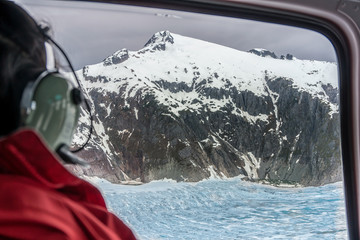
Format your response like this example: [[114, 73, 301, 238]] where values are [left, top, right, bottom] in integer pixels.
[[90, 177, 348, 240]]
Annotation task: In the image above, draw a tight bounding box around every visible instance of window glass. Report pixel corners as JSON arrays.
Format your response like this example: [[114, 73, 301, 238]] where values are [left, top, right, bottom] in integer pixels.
[[20, 1, 347, 239]]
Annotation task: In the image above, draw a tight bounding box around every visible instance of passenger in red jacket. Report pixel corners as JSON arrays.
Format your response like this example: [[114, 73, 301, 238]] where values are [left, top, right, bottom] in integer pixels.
[[0, 2, 136, 239]]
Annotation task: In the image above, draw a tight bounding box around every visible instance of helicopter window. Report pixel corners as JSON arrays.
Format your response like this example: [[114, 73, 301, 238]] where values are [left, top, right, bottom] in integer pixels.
[[19, 1, 347, 239]]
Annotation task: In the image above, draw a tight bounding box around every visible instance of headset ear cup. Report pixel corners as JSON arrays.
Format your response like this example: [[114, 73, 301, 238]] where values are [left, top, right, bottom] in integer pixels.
[[21, 72, 80, 151]]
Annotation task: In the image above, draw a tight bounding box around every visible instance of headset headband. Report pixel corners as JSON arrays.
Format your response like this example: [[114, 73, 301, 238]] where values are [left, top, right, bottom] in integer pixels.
[[44, 41, 55, 70]]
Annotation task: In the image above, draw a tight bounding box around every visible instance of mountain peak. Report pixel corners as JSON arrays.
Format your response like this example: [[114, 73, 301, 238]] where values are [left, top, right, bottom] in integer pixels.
[[103, 48, 129, 66], [280, 53, 294, 60], [144, 30, 174, 51], [248, 48, 295, 60], [248, 48, 278, 59]]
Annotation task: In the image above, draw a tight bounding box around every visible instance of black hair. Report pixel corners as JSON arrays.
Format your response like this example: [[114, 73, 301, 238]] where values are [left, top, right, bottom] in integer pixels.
[[0, 1, 47, 136]]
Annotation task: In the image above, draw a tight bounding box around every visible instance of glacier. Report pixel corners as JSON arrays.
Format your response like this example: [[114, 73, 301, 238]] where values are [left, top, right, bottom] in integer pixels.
[[88, 177, 348, 240]]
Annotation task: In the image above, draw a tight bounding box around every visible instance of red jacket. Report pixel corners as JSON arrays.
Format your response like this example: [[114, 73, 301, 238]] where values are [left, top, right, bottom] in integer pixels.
[[0, 129, 136, 240]]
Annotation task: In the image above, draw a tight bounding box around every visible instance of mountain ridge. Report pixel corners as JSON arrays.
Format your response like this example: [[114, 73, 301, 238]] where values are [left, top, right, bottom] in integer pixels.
[[71, 30, 341, 186]]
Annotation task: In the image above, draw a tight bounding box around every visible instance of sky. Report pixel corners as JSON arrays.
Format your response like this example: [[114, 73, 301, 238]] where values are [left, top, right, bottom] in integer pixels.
[[15, 0, 338, 70]]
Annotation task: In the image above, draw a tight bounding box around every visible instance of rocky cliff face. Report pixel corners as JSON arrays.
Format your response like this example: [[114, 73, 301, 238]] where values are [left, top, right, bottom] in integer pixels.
[[72, 31, 341, 186]]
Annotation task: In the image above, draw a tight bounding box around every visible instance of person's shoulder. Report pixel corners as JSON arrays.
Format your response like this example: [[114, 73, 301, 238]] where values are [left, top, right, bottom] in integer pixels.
[[0, 175, 91, 239], [0, 174, 43, 190], [0, 174, 137, 239], [0, 175, 80, 228], [0, 174, 40, 192], [0, 175, 53, 209], [0, 174, 71, 215]]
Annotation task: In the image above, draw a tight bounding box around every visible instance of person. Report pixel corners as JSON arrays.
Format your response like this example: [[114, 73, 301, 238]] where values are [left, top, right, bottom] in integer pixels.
[[0, 1, 136, 239]]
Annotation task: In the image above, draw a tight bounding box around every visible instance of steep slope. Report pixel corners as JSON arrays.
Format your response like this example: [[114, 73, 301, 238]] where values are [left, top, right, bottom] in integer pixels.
[[72, 31, 341, 186]]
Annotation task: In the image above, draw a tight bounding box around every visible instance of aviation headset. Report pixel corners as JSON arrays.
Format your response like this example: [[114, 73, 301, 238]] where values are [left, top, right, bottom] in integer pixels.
[[19, 30, 92, 166]]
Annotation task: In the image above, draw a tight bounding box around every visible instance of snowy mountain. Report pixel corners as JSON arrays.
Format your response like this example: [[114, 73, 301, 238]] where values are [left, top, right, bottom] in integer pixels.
[[72, 31, 341, 186]]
